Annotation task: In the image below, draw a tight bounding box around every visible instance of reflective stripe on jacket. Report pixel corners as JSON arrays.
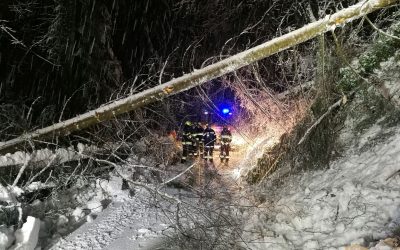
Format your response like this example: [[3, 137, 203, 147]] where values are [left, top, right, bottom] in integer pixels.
[[220, 128, 232, 143], [203, 127, 216, 146]]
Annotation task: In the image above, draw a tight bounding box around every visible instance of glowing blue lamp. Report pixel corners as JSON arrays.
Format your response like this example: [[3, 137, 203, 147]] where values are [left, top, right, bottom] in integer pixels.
[[222, 108, 230, 114]]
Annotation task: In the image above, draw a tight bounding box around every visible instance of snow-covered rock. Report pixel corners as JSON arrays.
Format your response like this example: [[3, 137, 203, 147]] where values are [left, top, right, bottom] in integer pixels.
[[86, 200, 103, 213], [86, 215, 95, 223], [10, 216, 40, 250], [0, 225, 15, 250], [72, 207, 85, 222]]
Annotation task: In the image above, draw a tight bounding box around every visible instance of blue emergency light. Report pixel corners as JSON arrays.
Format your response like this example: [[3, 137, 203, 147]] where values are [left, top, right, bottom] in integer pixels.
[[222, 108, 230, 114]]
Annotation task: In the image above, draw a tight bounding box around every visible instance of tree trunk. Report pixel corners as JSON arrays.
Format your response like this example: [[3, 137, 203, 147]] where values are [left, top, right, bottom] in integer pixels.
[[0, 0, 398, 154]]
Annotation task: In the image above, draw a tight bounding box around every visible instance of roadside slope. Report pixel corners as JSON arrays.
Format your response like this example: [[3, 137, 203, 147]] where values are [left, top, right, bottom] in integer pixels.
[[242, 124, 400, 249]]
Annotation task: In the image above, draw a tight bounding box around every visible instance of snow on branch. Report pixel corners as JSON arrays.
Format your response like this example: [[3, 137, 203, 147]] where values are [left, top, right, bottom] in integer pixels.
[[297, 96, 346, 146], [158, 163, 196, 188]]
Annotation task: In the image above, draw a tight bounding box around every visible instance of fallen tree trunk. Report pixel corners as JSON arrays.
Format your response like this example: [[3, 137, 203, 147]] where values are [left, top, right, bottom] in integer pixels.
[[0, 0, 398, 154]]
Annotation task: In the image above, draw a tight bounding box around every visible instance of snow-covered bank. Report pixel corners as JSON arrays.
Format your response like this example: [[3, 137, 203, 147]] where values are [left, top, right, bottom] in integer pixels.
[[243, 125, 400, 249]]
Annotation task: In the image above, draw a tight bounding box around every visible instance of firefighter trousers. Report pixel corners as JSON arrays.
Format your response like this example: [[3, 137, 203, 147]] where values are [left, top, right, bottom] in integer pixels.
[[220, 144, 230, 161], [181, 141, 192, 162], [203, 145, 214, 161]]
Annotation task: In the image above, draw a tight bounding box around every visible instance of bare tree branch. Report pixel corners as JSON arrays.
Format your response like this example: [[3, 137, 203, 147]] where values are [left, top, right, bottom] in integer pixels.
[[159, 163, 196, 188], [297, 95, 349, 145], [365, 16, 400, 40]]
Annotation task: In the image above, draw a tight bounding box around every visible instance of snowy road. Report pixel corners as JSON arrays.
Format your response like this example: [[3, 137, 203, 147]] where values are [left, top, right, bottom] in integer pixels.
[[49, 149, 250, 250]]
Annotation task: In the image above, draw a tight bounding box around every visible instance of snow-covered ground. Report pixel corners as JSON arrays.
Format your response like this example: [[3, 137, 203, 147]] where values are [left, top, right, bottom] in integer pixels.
[[242, 124, 400, 249], [46, 122, 400, 249], [50, 188, 173, 250], [2, 122, 400, 249], [48, 166, 246, 250]]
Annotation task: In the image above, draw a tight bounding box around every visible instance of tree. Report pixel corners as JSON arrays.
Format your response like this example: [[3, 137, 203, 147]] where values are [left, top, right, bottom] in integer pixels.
[[0, 0, 398, 154]]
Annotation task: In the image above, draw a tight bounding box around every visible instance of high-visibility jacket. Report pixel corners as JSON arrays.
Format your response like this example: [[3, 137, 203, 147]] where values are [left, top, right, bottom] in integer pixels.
[[182, 123, 193, 145], [220, 128, 232, 145], [203, 127, 216, 147], [193, 124, 204, 142]]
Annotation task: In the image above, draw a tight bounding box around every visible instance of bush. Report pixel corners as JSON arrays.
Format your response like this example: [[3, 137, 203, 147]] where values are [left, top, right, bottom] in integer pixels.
[[338, 20, 400, 92]]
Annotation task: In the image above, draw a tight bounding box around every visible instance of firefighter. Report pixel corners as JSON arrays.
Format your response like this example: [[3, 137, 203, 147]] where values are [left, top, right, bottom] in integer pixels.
[[181, 121, 194, 163], [202, 124, 216, 162], [220, 125, 232, 163], [192, 122, 204, 157]]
